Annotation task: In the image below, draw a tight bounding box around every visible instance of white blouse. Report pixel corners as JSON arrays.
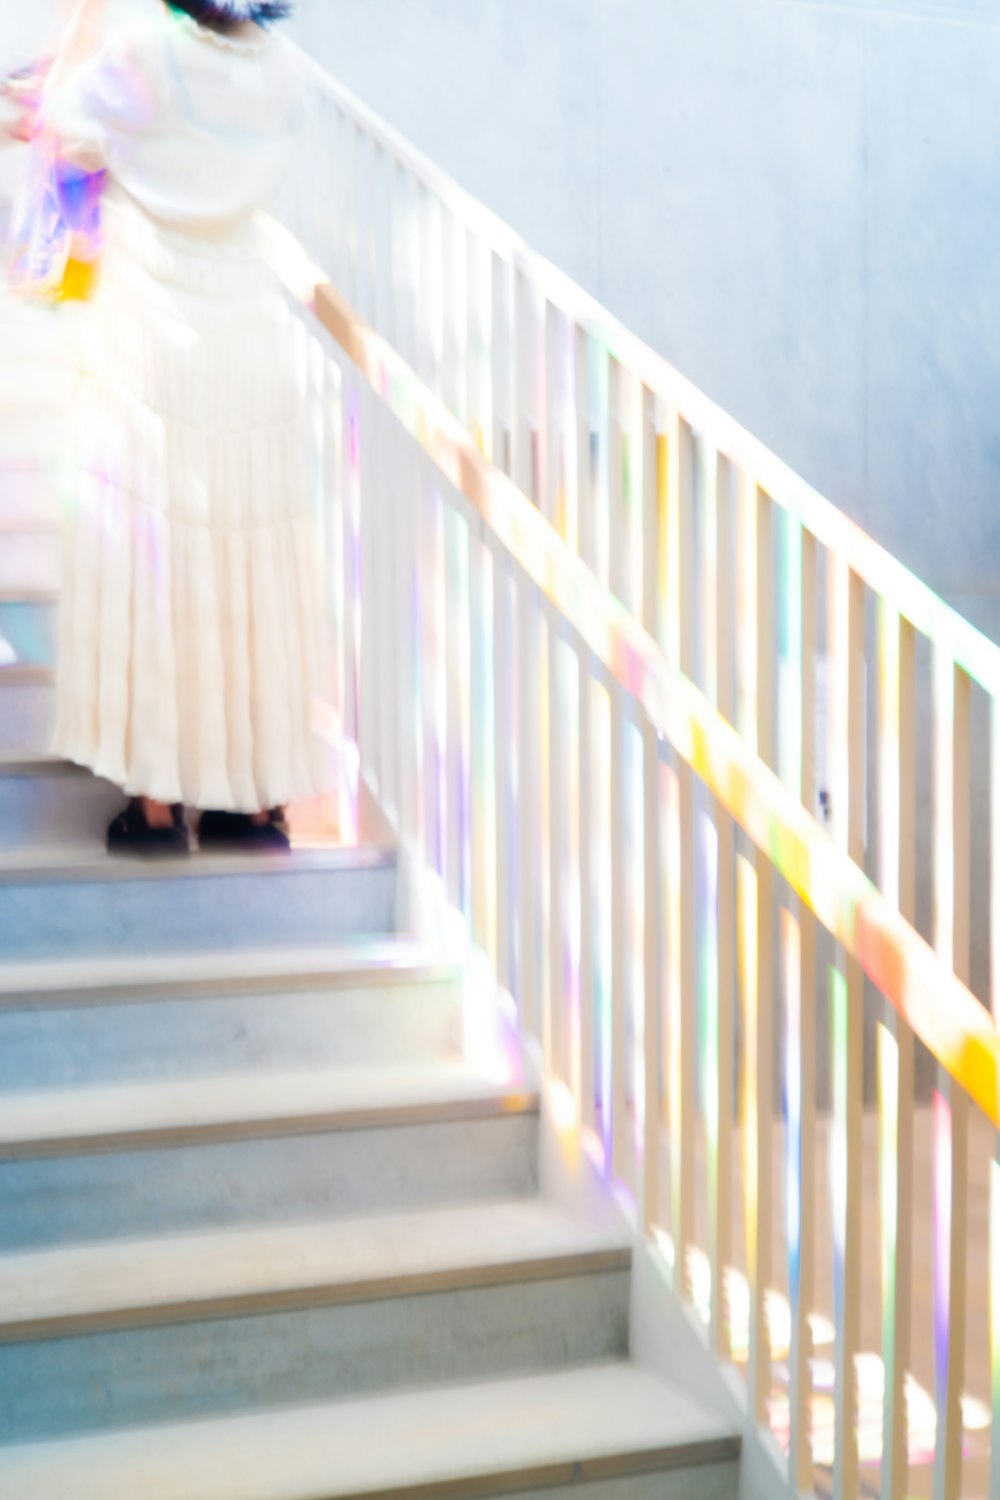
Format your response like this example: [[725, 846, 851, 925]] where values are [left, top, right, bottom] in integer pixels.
[[44, 8, 305, 234]]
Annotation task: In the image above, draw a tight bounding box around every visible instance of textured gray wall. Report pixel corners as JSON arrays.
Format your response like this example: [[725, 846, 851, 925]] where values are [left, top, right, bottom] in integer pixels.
[[289, 0, 1000, 642]]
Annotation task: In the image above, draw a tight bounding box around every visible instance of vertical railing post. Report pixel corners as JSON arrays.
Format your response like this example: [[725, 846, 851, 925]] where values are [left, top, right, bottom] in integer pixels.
[[785, 518, 816, 1493], [878, 603, 916, 1500], [932, 651, 971, 1500], [829, 556, 864, 1500], [667, 412, 696, 1295]]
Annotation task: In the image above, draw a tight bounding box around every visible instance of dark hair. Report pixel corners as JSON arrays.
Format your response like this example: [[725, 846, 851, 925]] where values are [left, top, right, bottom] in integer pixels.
[[166, 0, 293, 30]]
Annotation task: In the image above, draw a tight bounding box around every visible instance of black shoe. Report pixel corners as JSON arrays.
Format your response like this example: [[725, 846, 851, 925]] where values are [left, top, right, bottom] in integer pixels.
[[198, 808, 291, 853], [107, 800, 190, 858]]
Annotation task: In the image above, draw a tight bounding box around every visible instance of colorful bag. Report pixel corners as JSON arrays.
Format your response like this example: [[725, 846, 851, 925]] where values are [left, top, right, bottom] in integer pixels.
[[3, 60, 106, 304]]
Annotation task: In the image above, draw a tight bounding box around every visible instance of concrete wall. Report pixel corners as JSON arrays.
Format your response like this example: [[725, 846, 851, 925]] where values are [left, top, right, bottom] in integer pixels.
[[289, 0, 1000, 642]]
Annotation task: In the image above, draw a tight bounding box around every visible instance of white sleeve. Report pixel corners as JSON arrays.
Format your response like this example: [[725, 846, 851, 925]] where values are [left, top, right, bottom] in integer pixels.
[[43, 29, 158, 165]]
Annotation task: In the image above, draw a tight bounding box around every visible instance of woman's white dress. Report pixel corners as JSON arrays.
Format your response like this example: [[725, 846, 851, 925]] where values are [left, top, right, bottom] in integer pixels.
[[45, 10, 330, 813]]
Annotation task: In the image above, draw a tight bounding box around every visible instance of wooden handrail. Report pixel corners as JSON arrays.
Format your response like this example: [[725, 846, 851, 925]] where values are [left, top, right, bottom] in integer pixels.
[[307, 265, 1000, 1128]]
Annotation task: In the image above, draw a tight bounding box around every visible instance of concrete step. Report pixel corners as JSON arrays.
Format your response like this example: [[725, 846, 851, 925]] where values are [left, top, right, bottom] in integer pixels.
[[0, 1064, 538, 1250], [0, 845, 398, 962], [0, 757, 121, 852], [0, 1363, 740, 1500], [0, 944, 466, 1089], [0, 665, 53, 754], [0, 1201, 630, 1441]]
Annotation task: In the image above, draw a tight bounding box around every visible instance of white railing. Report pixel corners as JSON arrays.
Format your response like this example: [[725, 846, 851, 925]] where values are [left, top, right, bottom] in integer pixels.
[[275, 60, 1000, 1500]]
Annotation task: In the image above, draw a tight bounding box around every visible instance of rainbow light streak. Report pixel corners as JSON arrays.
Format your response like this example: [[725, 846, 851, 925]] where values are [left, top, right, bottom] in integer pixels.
[[594, 683, 614, 1171], [933, 647, 955, 964], [778, 510, 803, 797], [878, 601, 901, 911], [783, 911, 802, 1294], [738, 855, 760, 1309], [736, 475, 758, 753], [665, 765, 684, 1265], [991, 1153, 1000, 1492], [700, 810, 721, 1274], [933, 1089, 952, 1452], [628, 721, 647, 1157]]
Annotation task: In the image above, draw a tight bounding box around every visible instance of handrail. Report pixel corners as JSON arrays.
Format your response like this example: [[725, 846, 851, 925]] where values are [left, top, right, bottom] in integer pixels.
[[293, 51, 1000, 701], [304, 255, 1000, 1128]]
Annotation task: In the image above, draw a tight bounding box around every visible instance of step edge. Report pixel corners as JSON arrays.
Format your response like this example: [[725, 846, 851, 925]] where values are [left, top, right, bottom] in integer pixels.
[[325, 1439, 742, 1500], [0, 1247, 632, 1345], [0, 1089, 541, 1160], [0, 844, 398, 887], [0, 947, 463, 1009], [0, 664, 53, 687]]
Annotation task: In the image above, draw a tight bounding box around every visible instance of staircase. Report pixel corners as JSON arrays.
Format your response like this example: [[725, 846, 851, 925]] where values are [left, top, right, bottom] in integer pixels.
[[0, 291, 739, 1498]]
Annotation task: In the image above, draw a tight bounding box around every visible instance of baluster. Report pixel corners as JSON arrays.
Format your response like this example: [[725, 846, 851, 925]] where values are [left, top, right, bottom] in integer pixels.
[[376, 408, 398, 828], [344, 118, 360, 307], [608, 358, 625, 608], [664, 412, 696, 1294], [492, 254, 514, 478], [516, 577, 541, 1039], [574, 327, 593, 573], [828, 554, 864, 1500], [788, 523, 818, 1490], [578, 653, 597, 1137], [417, 187, 443, 398], [641, 716, 662, 1231], [466, 233, 493, 461], [513, 268, 543, 504], [933, 648, 971, 1500], [609, 681, 629, 1185], [547, 610, 568, 1083], [470, 527, 498, 967], [441, 209, 467, 426], [544, 302, 562, 532], [493, 549, 513, 990], [878, 601, 916, 1500], [736, 475, 775, 1423], [444, 506, 471, 919]]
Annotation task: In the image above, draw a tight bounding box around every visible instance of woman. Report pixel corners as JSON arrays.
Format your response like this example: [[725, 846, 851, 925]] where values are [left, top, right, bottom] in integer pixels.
[[17, 0, 330, 854]]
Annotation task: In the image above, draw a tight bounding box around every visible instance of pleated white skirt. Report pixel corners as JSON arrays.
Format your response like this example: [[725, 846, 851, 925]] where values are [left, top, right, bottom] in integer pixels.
[[53, 194, 333, 813]]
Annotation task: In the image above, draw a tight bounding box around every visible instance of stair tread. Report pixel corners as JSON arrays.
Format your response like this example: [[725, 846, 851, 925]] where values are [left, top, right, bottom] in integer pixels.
[[0, 1198, 628, 1338], [0, 1363, 738, 1498], [0, 940, 459, 1004], [0, 1062, 533, 1153]]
